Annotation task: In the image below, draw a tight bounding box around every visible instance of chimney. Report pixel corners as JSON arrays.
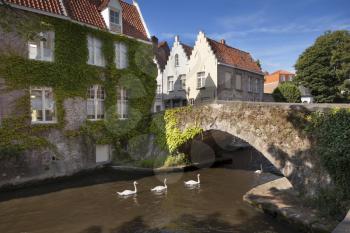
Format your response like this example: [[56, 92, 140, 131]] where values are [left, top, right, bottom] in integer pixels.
[[175, 35, 180, 43], [220, 39, 226, 45], [151, 36, 159, 53]]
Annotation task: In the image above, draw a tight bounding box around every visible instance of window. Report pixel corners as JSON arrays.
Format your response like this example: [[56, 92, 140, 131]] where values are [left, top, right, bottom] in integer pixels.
[[255, 79, 259, 93], [110, 9, 120, 25], [179, 75, 186, 90], [189, 98, 195, 105], [280, 75, 286, 82], [197, 72, 206, 89], [87, 85, 105, 120], [235, 74, 242, 90], [224, 72, 232, 89], [175, 54, 179, 67], [117, 86, 128, 120], [30, 87, 56, 123], [28, 31, 55, 61], [88, 36, 105, 67], [247, 76, 254, 92], [289, 75, 294, 81], [156, 105, 161, 112], [115, 42, 128, 69], [168, 76, 174, 92], [157, 85, 162, 94], [96, 145, 110, 163]]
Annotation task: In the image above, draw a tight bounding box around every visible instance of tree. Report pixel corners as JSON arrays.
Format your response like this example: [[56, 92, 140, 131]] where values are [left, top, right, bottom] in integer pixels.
[[295, 30, 350, 103], [272, 82, 301, 103], [255, 59, 262, 69]]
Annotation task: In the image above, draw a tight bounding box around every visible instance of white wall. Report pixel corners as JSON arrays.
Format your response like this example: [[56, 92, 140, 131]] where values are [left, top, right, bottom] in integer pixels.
[[187, 31, 218, 102], [162, 36, 191, 103]]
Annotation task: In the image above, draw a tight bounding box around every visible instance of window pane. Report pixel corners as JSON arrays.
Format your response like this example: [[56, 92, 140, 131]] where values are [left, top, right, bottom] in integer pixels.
[[42, 32, 54, 61], [44, 89, 56, 122], [87, 99, 95, 119], [97, 100, 104, 119], [236, 74, 242, 90], [225, 72, 232, 89], [31, 89, 43, 122], [115, 43, 120, 68], [28, 43, 38, 60], [120, 43, 128, 69]]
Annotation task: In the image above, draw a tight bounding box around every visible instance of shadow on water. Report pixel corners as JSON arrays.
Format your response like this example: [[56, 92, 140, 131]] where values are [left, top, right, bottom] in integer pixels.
[[0, 167, 153, 202], [81, 212, 298, 233]]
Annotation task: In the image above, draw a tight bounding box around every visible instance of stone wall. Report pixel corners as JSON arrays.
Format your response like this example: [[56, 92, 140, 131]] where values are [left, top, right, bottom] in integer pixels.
[[171, 101, 350, 196]]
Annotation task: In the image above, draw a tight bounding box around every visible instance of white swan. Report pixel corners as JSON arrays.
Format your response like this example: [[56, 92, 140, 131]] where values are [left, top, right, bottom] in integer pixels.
[[117, 181, 138, 196], [151, 178, 167, 192], [255, 164, 263, 174], [184, 174, 200, 186]]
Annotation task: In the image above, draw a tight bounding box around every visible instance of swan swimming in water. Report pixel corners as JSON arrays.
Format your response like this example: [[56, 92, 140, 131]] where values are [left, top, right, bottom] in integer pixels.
[[184, 174, 200, 186], [117, 181, 138, 196], [255, 164, 263, 174], [151, 178, 167, 192]]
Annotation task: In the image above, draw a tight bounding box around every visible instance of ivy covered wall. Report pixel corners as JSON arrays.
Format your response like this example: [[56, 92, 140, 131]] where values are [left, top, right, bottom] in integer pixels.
[[0, 7, 157, 159]]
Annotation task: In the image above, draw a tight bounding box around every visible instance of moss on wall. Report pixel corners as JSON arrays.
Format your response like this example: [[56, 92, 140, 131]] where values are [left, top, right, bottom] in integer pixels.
[[0, 8, 157, 156], [150, 107, 203, 153]]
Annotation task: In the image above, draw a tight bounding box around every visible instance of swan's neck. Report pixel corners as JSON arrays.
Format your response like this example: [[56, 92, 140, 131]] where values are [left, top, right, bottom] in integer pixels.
[[260, 164, 263, 172], [164, 181, 167, 188], [134, 184, 137, 192], [198, 176, 200, 183]]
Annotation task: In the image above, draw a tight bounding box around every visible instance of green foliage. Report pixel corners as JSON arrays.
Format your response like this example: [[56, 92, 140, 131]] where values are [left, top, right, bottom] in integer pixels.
[[150, 107, 203, 153], [272, 82, 301, 103], [163, 153, 190, 168], [295, 30, 350, 103], [137, 157, 167, 168], [307, 108, 350, 218], [0, 8, 157, 156]]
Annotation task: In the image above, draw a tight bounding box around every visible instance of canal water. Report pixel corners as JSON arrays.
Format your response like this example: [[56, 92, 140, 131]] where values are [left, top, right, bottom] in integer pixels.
[[0, 167, 299, 233]]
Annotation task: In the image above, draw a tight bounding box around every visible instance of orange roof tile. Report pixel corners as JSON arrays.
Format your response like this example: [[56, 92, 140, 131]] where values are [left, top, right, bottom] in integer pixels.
[[5, 0, 149, 41], [5, 0, 65, 15], [207, 38, 262, 74]]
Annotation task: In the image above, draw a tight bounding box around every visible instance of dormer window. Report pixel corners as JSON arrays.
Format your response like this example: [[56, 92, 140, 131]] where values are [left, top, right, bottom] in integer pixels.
[[110, 9, 120, 25]]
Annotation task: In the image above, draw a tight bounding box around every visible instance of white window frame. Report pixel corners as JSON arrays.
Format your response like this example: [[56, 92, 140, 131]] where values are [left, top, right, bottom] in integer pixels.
[[197, 72, 206, 89], [117, 86, 128, 120], [87, 36, 105, 67], [28, 31, 55, 62], [109, 9, 120, 26], [179, 75, 186, 90], [87, 85, 105, 121], [168, 76, 174, 92], [115, 42, 128, 69], [30, 87, 57, 124]]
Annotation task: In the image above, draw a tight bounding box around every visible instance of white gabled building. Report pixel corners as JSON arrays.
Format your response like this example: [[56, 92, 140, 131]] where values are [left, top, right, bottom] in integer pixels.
[[162, 35, 193, 109], [186, 31, 264, 104]]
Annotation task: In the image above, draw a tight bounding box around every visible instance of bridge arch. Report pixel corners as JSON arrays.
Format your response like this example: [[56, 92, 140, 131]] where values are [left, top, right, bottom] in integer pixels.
[[164, 101, 333, 196]]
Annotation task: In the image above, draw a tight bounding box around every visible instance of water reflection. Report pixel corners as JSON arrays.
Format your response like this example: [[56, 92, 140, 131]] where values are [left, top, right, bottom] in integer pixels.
[[0, 169, 298, 233]]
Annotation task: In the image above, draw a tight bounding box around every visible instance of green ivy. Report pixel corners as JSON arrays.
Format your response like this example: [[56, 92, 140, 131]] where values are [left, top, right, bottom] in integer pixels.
[[150, 106, 203, 153], [306, 108, 350, 219], [0, 8, 157, 156]]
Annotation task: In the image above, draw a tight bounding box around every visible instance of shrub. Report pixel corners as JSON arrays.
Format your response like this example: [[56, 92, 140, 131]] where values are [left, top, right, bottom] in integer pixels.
[[163, 153, 190, 167], [273, 82, 301, 103]]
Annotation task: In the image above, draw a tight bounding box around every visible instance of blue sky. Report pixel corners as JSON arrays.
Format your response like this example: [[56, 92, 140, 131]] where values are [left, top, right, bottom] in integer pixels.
[[138, 0, 350, 73]]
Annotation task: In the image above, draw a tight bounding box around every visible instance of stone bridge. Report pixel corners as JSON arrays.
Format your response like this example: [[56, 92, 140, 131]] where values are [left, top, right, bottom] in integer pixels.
[[167, 101, 350, 196]]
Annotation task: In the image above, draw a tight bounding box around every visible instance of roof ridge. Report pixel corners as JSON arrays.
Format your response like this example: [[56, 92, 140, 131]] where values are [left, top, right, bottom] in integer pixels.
[[207, 37, 250, 55]]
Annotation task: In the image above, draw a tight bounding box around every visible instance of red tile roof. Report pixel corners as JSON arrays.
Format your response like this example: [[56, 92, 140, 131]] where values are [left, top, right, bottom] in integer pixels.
[[120, 1, 149, 41], [155, 41, 170, 71], [271, 70, 295, 75], [5, 0, 65, 15], [181, 43, 193, 59], [4, 0, 149, 41], [64, 0, 107, 29], [207, 38, 263, 74]]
